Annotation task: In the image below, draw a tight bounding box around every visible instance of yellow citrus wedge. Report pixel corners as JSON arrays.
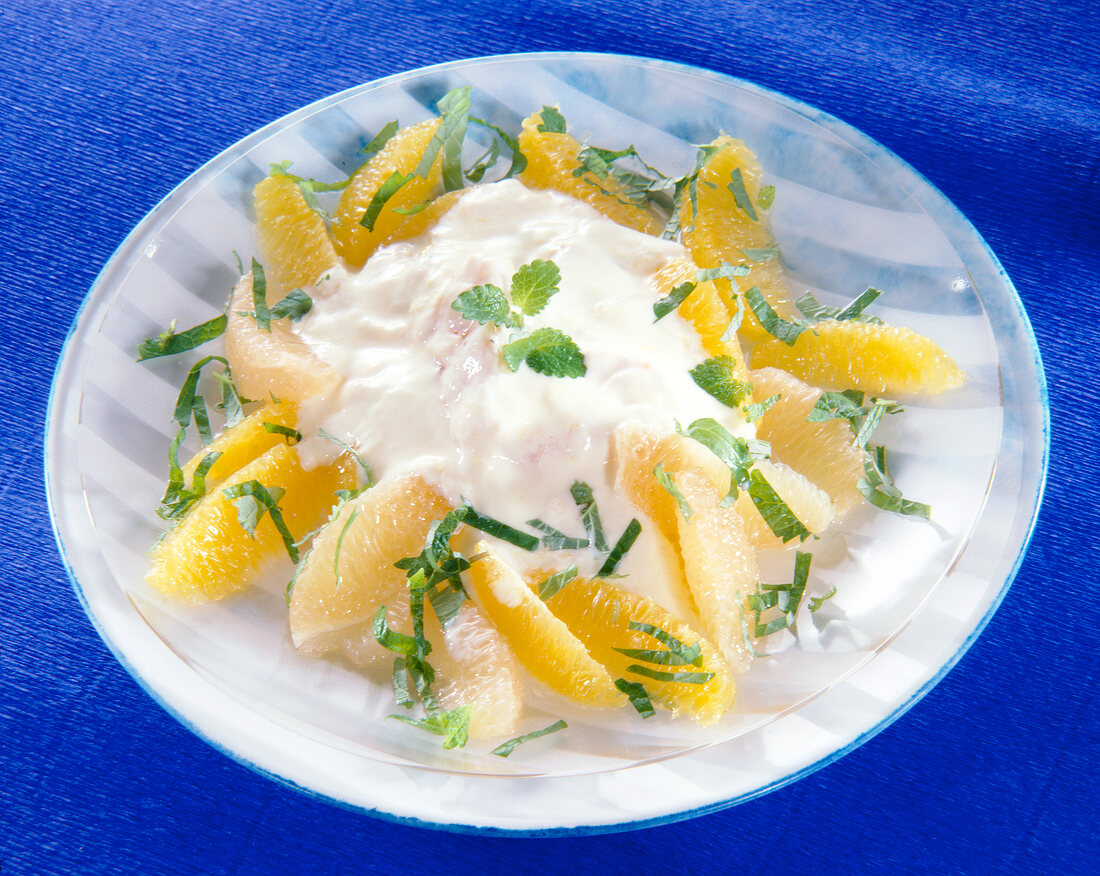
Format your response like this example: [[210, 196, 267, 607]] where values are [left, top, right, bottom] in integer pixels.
[[732, 458, 835, 550], [147, 443, 354, 603], [681, 136, 799, 342], [544, 575, 734, 725], [224, 272, 338, 402], [652, 256, 749, 379], [288, 474, 451, 659], [253, 173, 339, 304], [517, 109, 663, 235], [750, 320, 965, 395], [750, 367, 867, 516], [330, 119, 443, 268], [179, 401, 298, 490], [467, 543, 624, 708]]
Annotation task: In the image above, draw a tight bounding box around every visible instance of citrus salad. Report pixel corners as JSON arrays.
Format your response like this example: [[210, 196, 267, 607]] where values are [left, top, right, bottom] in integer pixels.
[[138, 88, 963, 755]]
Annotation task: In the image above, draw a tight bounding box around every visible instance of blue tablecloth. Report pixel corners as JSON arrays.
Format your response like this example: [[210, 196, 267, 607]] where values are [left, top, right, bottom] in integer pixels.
[[4, 0, 1097, 872]]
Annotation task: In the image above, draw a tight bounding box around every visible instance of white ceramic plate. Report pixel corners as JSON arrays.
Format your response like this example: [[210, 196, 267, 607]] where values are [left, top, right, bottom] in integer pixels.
[[46, 53, 1047, 834]]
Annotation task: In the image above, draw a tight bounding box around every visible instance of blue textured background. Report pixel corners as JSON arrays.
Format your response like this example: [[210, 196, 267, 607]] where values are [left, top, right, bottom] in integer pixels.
[[4, 0, 1098, 872]]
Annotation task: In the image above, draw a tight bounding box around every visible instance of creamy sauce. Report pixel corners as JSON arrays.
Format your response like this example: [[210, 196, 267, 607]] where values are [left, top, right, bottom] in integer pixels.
[[295, 180, 748, 602]]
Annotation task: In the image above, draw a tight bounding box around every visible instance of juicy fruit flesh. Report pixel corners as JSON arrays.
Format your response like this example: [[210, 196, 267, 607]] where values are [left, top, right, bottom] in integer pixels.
[[147, 442, 355, 603], [179, 401, 298, 491]]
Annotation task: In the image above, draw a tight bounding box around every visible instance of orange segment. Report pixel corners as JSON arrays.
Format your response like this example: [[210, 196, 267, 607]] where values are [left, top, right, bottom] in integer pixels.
[[517, 109, 663, 235], [147, 443, 354, 603], [732, 458, 835, 550], [330, 119, 443, 268], [467, 543, 624, 707], [179, 401, 298, 490], [254, 174, 339, 303], [224, 272, 337, 402], [750, 320, 965, 395], [544, 576, 734, 725]]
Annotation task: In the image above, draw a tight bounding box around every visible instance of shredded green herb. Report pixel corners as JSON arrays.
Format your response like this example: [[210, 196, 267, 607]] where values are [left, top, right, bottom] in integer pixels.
[[137, 314, 227, 361], [491, 720, 568, 757]]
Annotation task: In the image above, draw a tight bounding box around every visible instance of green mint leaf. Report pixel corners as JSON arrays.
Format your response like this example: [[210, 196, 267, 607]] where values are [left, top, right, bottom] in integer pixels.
[[726, 167, 759, 221], [570, 481, 609, 552], [853, 398, 903, 449], [262, 421, 302, 444], [574, 144, 638, 181], [451, 284, 515, 326], [526, 519, 589, 550], [756, 184, 776, 209], [746, 469, 812, 543], [361, 120, 399, 158], [491, 719, 568, 757], [389, 705, 472, 750], [696, 262, 750, 283], [464, 138, 500, 182], [137, 314, 227, 361], [742, 393, 781, 423], [745, 286, 806, 345], [690, 356, 754, 408], [614, 678, 656, 718], [470, 116, 528, 178], [456, 503, 540, 551], [391, 657, 414, 709], [626, 621, 703, 666], [678, 417, 757, 500], [221, 480, 298, 561], [740, 246, 779, 262], [211, 368, 250, 428], [509, 259, 561, 317], [157, 441, 221, 521], [795, 291, 884, 325], [654, 463, 692, 520], [807, 390, 867, 423], [415, 86, 472, 192], [626, 665, 714, 685], [392, 201, 430, 216], [502, 327, 586, 378], [809, 586, 837, 613], [250, 258, 273, 331], [536, 106, 567, 133], [835, 287, 882, 321], [597, 518, 642, 577], [172, 354, 229, 430], [360, 170, 414, 231], [269, 288, 313, 322], [653, 281, 695, 321], [536, 565, 578, 601], [317, 427, 374, 487], [858, 446, 932, 519], [332, 507, 360, 591], [371, 605, 419, 656], [426, 579, 467, 627]]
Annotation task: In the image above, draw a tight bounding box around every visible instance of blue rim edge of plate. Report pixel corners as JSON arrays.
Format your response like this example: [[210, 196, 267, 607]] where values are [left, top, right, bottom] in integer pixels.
[[43, 50, 1050, 837]]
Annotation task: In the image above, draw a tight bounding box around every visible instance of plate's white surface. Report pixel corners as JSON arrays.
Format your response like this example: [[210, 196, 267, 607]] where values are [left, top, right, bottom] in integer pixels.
[[46, 53, 1047, 833]]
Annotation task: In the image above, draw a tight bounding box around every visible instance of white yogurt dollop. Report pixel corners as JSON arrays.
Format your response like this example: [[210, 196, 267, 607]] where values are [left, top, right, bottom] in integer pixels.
[[295, 179, 745, 598]]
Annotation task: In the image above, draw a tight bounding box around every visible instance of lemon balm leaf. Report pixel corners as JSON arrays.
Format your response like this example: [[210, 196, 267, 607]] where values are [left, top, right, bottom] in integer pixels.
[[221, 480, 299, 562], [452, 284, 514, 326], [137, 314, 228, 361], [614, 678, 656, 718], [537, 105, 567, 133], [510, 259, 561, 316], [537, 565, 578, 601], [269, 289, 313, 322], [502, 327, 586, 378], [491, 719, 568, 757], [654, 463, 692, 521], [742, 393, 781, 423], [690, 356, 754, 407], [389, 705, 472, 749], [807, 390, 866, 423], [727, 167, 759, 221], [757, 184, 776, 209]]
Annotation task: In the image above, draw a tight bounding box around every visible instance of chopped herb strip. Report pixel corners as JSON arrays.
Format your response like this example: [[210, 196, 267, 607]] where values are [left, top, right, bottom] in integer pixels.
[[263, 421, 302, 444], [653, 281, 695, 321], [526, 519, 589, 550], [663, 142, 724, 239], [740, 246, 779, 262], [750, 552, 812, 637], [690, 356, 754, 408], [464, 138, 500, 182], [626, 665, 713, 684], [371, 605, 419, 656], [470, 117, 528, 178], [744, 286, 806, 345], [451, 284, 516, 327], [835, 287, 883, 321], [695, 262, 750, 283], [157, 443, 221, 520], [570, 481, 609, 552], [268, 288, 313, 322], [172, 355, 229, 429], [614, 678, 656, 718], [502, 327, 586, 378], [809, 586, 838, 613], [457, 503, 539, 551], [221, 480, 299, 562], [189, 394, 213, 444], [249, 258, 273, 331], [392, 201, 430, 216], [807, 389, 866, 423], [756, 184, 776, 209], [416, 86, 472, 192], [536, 565, 579, 601], [360, 170, 414, 231], [491, 719, 568, 757], [734, 595, 771, 658], [137, 314, 227, 361], [212, 368, 250, 428], [625, 621, 704, 666], [742, 393, 781, 423], [361, 120, 399, 158], [390, 705, 472, 750], [537, 105, 567, 133], [726, 167, 759, 221], [858, 446, 932, 519], [678, 417, 759, 500], [597, 519, 642, 577], [574, 144, 638, 181], [654, 463, 692, 521], [509, 259, 561, 316], [746, 468, 812, 543], [426, 577, 468, 627], [317, 427, 374, 486], [332, 507, 360, 590], [391, 657, 414, 709], [795, 291, 884, 325]]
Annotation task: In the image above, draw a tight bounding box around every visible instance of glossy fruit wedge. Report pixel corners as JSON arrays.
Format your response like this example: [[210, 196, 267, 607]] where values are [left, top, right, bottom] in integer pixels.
[[544, 575, 734, 725], [253, 173, 340, 304], [732, 458, 835, 550], [147, 443, 355, 603], [517, 109, 663, 235], [467, 543, 624, 708], [179, 401, 298, 491], [331, 118, 443, 268], [751, 320, 965, 395], [224, 272, 337, 402]]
